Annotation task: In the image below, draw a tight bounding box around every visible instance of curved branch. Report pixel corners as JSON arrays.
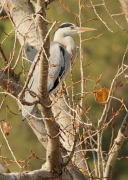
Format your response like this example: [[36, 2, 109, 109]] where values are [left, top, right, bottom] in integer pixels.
[[0, 169, 60, 180], [103, 113, 128, 180], [35, 0, 61, 172], [0, 166, 88, 180]]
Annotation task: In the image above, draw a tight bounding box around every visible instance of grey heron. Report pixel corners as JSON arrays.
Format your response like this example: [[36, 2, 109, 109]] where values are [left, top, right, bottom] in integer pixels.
[[22, 22, 96, 120]]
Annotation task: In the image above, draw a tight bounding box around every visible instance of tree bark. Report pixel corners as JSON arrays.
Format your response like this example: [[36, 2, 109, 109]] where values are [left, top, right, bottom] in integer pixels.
[[103, 113, 128, 180], [0, 0, 88, 179]]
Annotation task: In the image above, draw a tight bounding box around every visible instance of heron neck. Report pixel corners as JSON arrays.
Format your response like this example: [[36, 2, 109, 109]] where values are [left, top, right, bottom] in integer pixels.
[[54, 35, 76, 61], [64, 36, 76, 54]]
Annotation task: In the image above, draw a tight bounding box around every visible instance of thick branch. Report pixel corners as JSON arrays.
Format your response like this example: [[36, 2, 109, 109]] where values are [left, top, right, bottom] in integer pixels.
[[0, 166, 88, 180], [0, 1, 60, 160], [0, 169, 60, 180], [0, 0, 87, 177], [103, 113, 128, 180], [52, 95, 87, 169], [36, 0, 61, 172], [0, 0, 40, 62], [45, 0, 57, 6], [0, 73, 22, 96], [119, 0, 128, 22]]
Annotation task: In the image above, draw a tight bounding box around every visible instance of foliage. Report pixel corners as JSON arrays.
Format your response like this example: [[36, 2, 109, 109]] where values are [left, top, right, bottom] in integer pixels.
[[0, 0, 128, 180]]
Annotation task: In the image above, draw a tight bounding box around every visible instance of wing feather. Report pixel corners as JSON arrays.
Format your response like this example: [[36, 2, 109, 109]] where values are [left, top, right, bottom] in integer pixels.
[[22, 42, 66, 119], [48, 42, 65, 93]]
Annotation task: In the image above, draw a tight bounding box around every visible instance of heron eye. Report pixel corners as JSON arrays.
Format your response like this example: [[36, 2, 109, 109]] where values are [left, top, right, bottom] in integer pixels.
[[70, 26, 74, 29]]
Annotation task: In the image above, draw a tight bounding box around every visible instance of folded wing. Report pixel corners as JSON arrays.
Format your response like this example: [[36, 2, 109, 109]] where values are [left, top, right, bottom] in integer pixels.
[[22, 42, 66, 120]]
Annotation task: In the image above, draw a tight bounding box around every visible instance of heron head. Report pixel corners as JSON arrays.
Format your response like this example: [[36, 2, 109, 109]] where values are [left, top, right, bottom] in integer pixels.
[[56, 22, 96, 36]]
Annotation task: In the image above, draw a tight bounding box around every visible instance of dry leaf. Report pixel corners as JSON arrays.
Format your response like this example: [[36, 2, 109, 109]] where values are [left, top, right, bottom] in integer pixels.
[[94, 88, 109, 103], [3, 122, 11, 136], [115, 81, 123, 88]]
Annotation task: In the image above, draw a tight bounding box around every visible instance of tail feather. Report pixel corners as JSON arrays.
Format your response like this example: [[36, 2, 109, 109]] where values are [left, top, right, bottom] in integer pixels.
[[22, 64, 38, 120]]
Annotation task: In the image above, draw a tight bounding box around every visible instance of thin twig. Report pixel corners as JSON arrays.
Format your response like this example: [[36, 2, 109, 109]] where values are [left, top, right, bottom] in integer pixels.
[[102, 0, 128, 33], [0, 46, 8, 65], [0, 124, 22, 169], [78, 0, 84, 111], [89, 0, 113, 32], [62, 123, 77, 167]]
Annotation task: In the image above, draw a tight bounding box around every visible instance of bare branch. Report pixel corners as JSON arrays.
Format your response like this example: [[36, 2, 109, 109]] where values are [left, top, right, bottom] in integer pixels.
[[0, 73, 22, 96], [102, 0, 128, 32], [119, 0, 128, 22], [0, 125, 22, 169], [103, 113, 128, 180], [89, 0, 113, 32], [36, 0, 61, 172], [45, 0, 57, 6], [0, 169, 61, 180], [0, 46, 8, 66]]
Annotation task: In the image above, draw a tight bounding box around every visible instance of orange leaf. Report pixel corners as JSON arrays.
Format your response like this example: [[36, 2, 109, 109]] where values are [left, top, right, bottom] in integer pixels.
[[94, 88, 109, 103], [3, 122, 11, 136]]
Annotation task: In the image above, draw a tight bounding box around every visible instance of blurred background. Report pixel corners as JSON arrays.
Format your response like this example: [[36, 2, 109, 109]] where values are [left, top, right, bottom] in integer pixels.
[[0, 0, 128, 179]]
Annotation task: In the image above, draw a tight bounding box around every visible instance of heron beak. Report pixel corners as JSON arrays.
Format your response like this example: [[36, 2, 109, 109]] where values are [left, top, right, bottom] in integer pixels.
[[80, 27, 96, 31], [76, 27, 97, 33]]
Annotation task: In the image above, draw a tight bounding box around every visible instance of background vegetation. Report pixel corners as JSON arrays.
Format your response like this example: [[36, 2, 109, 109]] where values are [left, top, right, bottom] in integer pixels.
[[0, 0, 128, 179]]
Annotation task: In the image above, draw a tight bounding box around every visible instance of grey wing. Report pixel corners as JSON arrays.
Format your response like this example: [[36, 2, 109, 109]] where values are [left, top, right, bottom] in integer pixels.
[[47, 42, 65, 93], [22, 63, 39, 120], [22, 42, 66, 120]]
